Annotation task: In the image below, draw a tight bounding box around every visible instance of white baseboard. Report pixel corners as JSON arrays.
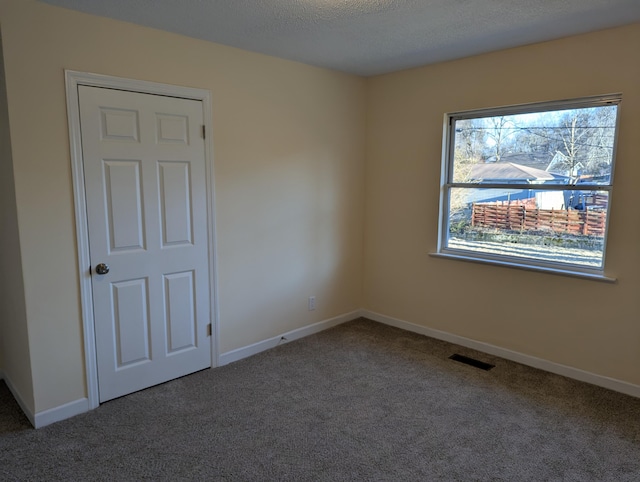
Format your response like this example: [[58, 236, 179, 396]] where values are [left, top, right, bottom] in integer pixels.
[[34, 397, 89, 429], [219, 310, 360, 366], [2, 371, 90, 428], [9, 307, 636, 429], [2, 373, 36, 427], [362, 309, 640, 399]]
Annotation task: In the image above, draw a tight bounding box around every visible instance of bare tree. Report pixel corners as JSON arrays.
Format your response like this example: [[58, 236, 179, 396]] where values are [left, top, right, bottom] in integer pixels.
[[485, 116, 517, 162], [450, 119, 485, 216], [547, 107, 616, 179]]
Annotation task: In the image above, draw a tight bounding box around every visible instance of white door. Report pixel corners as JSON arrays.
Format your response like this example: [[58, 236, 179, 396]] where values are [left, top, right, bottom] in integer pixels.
[[78, 85, 212, 402]]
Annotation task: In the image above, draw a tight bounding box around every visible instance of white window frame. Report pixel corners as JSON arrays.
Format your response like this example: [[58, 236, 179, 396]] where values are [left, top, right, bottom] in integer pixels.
[[435, 94, 622, 281]]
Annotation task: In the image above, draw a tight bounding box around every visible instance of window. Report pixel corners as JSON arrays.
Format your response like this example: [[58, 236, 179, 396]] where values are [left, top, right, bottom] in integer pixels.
[[437, 95, 621, 278]]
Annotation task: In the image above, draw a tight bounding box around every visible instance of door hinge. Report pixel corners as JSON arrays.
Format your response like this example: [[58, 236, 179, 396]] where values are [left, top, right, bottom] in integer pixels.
[[207, 323, 212, 337], [202, 125, 206, 139]]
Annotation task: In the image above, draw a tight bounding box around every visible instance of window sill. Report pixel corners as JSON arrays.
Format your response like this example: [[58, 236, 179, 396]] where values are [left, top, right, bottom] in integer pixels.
[[429, 251, 617, 283]]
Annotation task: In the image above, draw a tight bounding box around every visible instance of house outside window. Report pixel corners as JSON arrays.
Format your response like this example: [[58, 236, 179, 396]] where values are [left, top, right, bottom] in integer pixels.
[[437, 95, 621, 278]]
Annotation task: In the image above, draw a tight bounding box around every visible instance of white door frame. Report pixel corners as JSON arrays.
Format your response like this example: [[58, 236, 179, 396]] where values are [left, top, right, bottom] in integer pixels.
[[65, 70, 220, 410]]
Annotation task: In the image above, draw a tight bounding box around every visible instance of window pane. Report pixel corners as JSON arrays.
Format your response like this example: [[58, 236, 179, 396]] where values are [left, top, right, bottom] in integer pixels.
[[452, 105, 618, 185], [446, 188, 609, 268]]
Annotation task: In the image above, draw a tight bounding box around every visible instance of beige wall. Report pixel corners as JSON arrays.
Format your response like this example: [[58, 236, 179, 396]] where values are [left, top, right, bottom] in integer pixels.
[[364, 23, 640, 385], [0, 26, 34, 412], [0, 0, 365, 413]]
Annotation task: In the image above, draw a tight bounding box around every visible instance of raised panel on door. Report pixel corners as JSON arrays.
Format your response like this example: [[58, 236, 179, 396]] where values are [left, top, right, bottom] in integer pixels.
[[156, 113, 189, 145], [163, 271, 197, 354], [103, 159, 146, 252], [100, 107, 140, 142], [158, 161, 193, 247], [111, 278, 151, 368]]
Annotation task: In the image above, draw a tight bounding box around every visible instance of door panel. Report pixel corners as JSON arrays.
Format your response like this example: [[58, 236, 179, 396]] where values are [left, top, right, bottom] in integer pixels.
[[103, 159, 146, 252], [158, 161, 193, 246], [156, 113, 189, 144], [100, 107, 139, 141], [164, 271, 197, 354], [112, 278, 151, 368], [79, 85, 211, 402]]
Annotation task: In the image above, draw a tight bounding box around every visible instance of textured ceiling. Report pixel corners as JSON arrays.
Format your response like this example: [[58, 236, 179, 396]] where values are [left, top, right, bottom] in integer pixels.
[[38, 0, 640, 76]]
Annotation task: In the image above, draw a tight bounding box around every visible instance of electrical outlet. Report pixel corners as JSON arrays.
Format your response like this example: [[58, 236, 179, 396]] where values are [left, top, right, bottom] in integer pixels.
[[308, 296, 316, 311]]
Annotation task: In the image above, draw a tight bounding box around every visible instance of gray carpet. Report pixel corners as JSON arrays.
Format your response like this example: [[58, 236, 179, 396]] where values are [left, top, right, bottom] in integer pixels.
[[1, 318, 639, 481]]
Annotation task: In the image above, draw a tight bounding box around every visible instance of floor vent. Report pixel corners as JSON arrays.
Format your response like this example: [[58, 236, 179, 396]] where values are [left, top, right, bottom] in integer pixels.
[[449, 354, 495, 371]]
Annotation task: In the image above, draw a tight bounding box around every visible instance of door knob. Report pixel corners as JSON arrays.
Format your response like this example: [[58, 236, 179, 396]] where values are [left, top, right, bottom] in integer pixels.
[[95, 263, 110, 275]]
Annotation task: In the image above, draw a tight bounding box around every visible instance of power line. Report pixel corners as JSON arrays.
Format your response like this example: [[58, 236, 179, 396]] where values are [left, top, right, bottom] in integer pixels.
[[455, 126, 615, 150]]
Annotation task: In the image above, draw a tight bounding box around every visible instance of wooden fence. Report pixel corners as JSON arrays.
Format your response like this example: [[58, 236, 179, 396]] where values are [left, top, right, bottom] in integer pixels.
[[471, 203, 606, 237]]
